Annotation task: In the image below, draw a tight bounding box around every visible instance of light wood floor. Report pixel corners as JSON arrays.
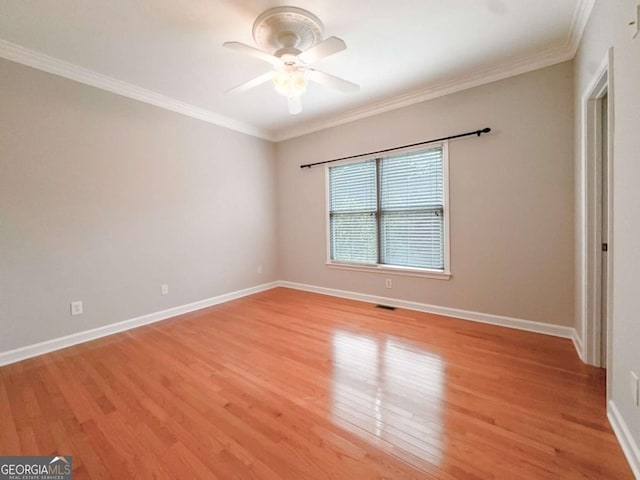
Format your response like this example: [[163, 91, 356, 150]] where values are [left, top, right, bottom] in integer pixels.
[[0, 287, 633, 479]]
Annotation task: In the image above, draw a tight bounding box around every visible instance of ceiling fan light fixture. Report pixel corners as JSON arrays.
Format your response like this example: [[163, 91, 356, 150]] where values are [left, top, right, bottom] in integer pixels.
[[273, 67, 309, 97]]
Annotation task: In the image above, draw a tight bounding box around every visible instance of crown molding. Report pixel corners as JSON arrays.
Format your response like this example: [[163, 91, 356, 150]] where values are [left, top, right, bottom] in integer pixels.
[[0, 39, 275, 141], [273, 45, 574, 141], [273, 0, 595, 142], [566, 0, 596, 55], [0, 0, 593, 144]]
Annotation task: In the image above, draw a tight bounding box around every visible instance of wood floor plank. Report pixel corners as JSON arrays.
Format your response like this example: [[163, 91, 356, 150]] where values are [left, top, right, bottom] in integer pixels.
[[0, 287, 634, 479], [0, 382, 20, 454]]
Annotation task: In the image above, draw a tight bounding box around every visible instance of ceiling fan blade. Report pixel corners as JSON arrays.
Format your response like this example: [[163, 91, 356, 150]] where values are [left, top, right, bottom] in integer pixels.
[[223, 41, 282, 67], [308, 70, 360, 93], [297, 36, 346, 64], [288, 95, 302, 115], [225, 71, 275, 95]]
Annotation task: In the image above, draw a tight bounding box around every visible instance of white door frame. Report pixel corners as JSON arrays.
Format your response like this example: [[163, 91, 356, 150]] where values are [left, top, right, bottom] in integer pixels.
[[579, 49, 614, 379]]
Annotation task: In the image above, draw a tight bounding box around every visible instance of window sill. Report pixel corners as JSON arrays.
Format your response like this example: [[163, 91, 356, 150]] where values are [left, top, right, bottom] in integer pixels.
[[326, 261, 451, 280]]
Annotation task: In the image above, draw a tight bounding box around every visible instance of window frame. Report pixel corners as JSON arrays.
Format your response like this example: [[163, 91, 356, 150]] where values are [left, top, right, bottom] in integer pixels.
[[325, 141, 451, 280]]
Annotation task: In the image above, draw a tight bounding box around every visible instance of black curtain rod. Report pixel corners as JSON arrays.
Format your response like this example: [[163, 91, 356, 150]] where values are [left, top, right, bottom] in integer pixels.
[[299, 127, 491, 169]]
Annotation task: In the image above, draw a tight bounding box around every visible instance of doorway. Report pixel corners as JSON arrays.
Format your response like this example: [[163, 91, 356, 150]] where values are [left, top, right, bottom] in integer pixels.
[[597, 91, 610, 368], [581, 50, 613, 375]]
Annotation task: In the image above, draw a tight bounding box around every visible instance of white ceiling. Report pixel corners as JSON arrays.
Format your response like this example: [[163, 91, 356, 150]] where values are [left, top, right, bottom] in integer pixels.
[[0, 0, 593, 141]]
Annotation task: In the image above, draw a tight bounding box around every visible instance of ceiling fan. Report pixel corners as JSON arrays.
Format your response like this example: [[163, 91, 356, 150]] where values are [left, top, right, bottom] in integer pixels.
[[223, 6, 360, 115]]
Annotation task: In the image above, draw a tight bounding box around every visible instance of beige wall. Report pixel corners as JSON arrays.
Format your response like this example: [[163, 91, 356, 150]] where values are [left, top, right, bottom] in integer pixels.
[[575, 0, 640, 465], [0, 58, 279, 353], [276, 62, 575, 327], [611, 2, 640, 462]]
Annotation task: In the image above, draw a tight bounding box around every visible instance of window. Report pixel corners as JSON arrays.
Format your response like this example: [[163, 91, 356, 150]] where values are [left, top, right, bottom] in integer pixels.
[[327, 144, 449, 277]]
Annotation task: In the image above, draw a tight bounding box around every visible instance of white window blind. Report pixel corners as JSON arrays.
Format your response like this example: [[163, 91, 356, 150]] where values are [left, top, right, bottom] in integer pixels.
[[329, 146, 445, 271], [329, 159, 378, 264], [380, 148, 444, 269]]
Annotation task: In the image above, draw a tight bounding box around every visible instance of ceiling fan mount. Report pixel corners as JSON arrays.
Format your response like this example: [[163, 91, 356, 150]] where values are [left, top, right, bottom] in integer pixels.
[[252, 6, 324, 54], [223, 6, 359, 115]]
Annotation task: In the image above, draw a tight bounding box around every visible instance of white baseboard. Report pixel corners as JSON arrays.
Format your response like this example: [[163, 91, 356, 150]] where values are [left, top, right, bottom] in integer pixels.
[[608, 400, 640, 479], [0, 280, 580, 367], [278, 281, 576, 339], [572, 330, 586, 362], [0, 281, 279, 367]]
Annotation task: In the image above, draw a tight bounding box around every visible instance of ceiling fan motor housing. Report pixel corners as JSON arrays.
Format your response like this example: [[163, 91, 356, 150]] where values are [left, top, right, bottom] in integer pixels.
[[252, 6, 324, 57]]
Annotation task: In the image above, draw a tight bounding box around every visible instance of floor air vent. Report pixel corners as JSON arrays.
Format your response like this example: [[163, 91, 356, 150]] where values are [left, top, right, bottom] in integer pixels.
[[376, 304, 396, 311]]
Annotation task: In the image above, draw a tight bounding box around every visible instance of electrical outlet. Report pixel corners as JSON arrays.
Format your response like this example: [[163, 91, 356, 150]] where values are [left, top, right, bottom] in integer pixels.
[[631, 371, 640, 407], [70, 301, 83, 316], [385, 278, 392, 289], [257, 265, 263, 274], [161, 284, 169, 295]]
